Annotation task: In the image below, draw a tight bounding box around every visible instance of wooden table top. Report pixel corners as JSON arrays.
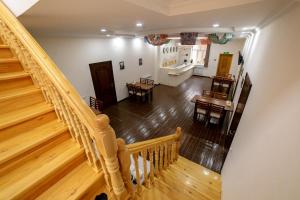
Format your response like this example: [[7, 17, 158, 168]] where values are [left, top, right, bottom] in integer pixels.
[[132, 82, 154, 90], [191, 95, 234, 111], [212, 76, 235, 82]]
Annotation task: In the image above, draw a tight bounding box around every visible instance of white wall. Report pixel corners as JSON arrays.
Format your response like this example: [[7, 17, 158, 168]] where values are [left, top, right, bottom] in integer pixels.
[[203, 38, 245, 77], [35, 36, 157, 102], [222, 4, 300, 200]]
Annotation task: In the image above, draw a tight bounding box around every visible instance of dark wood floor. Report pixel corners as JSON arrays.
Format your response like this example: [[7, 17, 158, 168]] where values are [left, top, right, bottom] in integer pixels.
[[103, 76, 229, 173]]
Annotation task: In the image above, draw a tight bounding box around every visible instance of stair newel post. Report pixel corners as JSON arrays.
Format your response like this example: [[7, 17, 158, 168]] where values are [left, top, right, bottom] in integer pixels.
[[175, 127, 182, 161], [116, 138, 135, 198], [94, 114, 128, 200]]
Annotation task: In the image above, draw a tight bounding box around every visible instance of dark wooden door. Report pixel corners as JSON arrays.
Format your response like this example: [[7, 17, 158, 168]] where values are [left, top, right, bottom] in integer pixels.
[[226, 73, 252, 149], [89, 61, 117, 108]]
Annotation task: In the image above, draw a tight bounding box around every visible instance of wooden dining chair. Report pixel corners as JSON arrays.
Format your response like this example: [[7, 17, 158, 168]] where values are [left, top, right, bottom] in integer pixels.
[[208, 104, 225, 127], [140, 78, 147, 84], [221, 79, 232, 94], [211, 77, 222, 92], [203, 90, 213, 97], [126, 83, 136, 97], [213, 92, 228, 100], [194, 100, 210, 123], [89, 96, 103, 115], [146, 79, 154, 100], [135, 86, 146, 101]]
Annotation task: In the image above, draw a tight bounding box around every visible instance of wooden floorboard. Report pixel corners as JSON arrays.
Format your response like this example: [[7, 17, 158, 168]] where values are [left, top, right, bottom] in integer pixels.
[[103, 76, 229, 173]]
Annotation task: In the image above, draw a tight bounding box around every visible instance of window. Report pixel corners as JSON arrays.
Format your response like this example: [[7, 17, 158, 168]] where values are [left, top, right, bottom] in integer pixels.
[[191, 43, 208, 65]]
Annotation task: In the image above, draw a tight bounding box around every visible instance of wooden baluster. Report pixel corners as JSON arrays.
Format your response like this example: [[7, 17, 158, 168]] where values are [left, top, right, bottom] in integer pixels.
[[168, 142, 173, 165], [171, 143, 176, 163], [81, 124, 101, 170], [94, 114, 128, 200], [133, 152, 142, 196], [175, 127, 182, 161], [164, 143, 168, 169], [148, 147, 155, 186], [159, 144, 164, 173], [99, 154, 116, 200], [154, 145, 159, 177], [141, 149, 149, 188], [116, 138, 134, 199]]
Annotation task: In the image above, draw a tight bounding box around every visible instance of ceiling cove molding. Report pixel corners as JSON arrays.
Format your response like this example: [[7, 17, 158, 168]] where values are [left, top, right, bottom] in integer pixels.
[[123, 0, 264, 16], [257, 0, 299, 29]]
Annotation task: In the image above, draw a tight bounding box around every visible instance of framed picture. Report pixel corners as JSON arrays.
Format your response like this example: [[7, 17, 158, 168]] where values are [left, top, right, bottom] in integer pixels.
[[119, 61, 125, 70], [139, 58, 142, 66]]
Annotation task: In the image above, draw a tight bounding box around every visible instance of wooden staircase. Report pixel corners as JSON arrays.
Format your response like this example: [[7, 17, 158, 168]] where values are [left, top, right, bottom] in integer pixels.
[[0, 2, 221, 199], [0, 38, 106, 200]]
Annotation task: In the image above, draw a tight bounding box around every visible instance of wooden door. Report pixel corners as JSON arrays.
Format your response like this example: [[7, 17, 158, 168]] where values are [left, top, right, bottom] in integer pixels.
[[226, 73, 252, 149], [216, 54, 233, 76], [89, 61, 117, 108]]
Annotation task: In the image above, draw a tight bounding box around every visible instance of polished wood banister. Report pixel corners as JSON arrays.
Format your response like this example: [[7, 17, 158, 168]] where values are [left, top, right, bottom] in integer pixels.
[[123, 127, 182, 197], [127, 128, 181, 152]]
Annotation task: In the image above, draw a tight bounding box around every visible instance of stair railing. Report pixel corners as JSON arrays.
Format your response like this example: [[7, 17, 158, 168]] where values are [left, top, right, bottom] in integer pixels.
[[0, 2, 129, 199], [118, 127, 182, 197]]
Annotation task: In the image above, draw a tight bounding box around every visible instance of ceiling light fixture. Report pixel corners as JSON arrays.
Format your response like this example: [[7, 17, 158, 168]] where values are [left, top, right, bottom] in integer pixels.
[[136, 22, 143, 27], [101, 28, 107, 32], [212, 23, 220, 28], [106, 34, 111, 37]]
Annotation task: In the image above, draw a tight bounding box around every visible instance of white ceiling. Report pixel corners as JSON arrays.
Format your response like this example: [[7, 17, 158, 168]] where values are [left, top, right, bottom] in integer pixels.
[[19, 0, 294, 37]]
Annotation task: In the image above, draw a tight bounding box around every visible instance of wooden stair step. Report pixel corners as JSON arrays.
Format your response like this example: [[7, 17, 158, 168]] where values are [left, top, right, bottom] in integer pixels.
[[0, 57, 19, 64], [168, 164, 221, 193], [0, 139, 85, 200], [0, 58, 23, 73], [0, 120, 68, 166], [0, 71, 29, 80], [0, 85, 40, 102], [176, 157, 221, 185], [37, 162, 106, 200], [0, 102, 54, 130], [159, 167, 220, 200], [0, 45, 14, 58], [0, 85, 44, 113]]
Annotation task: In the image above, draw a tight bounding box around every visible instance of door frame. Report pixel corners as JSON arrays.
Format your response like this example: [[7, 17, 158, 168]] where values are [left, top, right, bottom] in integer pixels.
[[89, 60, 117, 108]]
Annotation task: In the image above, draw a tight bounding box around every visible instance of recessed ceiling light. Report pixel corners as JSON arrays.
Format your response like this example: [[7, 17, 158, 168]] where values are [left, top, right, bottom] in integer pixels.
[[106, 34, 111, 37], [101, 28, 107, 32], [136, 23, 143, 27], [213, 23, 220, 28], [242, 26, 255, 31]]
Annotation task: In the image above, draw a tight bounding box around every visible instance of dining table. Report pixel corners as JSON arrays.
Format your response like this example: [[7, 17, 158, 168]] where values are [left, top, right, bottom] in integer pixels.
[[132, 82, 154, 90], [191, 95, 234, 111]]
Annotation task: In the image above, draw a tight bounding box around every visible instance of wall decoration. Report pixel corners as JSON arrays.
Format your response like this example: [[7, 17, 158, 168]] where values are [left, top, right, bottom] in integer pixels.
[[208, 33, 233, 44], [139, 58, 143, 66], [180, 32, 198, 45], [144, 34, 170, 46], [119, 61, 125, 70]]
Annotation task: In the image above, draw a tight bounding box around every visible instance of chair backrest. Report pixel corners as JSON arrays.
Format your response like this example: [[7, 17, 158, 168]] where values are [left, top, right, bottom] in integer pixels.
[[203, 90, 213, 97], [196, 100, 210, 110], [135, 85, 143, 93], [89, 96, 103, 111], [146, 79, 154, 86], [213, 92, 228, 100], [140, 78, 147, 84], [126, 83, 135, 90], [210, 104, 224, 115]]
